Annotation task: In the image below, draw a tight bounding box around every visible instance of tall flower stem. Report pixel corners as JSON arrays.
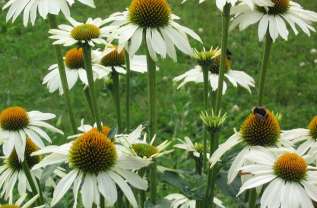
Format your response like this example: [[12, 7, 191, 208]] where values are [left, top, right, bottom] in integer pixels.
[[111, 68, 122, 132], [84, 87, 95, 119], [125, 52, 131, 131], [47, 14, 77, 134], [202, 65, 209, 170], [204, 4, 231, 208], [22, 161, 44, 204], [145, 39, 157, 203], [82, 43, 102, 131], [249, 189, 257, 208], [257, 33, 273, 106]]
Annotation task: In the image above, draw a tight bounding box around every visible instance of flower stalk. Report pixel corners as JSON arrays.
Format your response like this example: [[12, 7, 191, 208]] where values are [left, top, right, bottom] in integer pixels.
[[149, 160, 157, 203], [22, 160, 44, 204], [47, 14, 77, 134], [82, 43, 102, 131], [125, 52, 131, 131], [249, 189, 257, 208], [111, 67, 122, 132], [257, 33, 273, 106], [84, 87, 95, 118], [202, 65, 209, 170]]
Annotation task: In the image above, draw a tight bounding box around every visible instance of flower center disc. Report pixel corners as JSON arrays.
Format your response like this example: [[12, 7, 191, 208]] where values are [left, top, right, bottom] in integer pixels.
[[65, 48, 85, 69], [132, 143, 158, 158], [129, 0, 171, 28], [0, 107, 29, 131], [308, 116, 317, 140], [101, 47, 126, 67], [274, 152, 307, 182], [259, 0, 289, 15], [6, 139, 40, 170], [71, 24, 101, 41], [69, 130, 117, 173], [240, 107, 280, 146]]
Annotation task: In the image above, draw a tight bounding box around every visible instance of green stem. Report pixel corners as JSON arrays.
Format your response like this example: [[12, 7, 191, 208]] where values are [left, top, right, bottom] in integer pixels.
[[202, 65, 209, 171], [149, 160, 157, 203], [47, 14, 77, 134], [249, 189, 257, 208], [145, 44, 157, 139], [125, 52, 131, 131], [139, 169, 146, 208], [257, 33, 273, 106], [82, 43, 102, 131], [100, 195, 105, 208], [84, 87, 95, 119], [22, 161, 44, 204], [112, 68, 122, 132], [214, 4, 231, 114]]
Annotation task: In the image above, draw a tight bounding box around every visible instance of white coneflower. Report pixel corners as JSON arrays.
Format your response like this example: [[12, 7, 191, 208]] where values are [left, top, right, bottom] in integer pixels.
[[165, 193, 225, 208], [0, 194, 44, 208], [174, 48, 255, 94], [104, 0, 202, 61], [92, 45, 153, 75], [209, 107, 302, 184], [49, 17, 114, 47], [2, 0, 95, 26], [230, 0, 317, 42], [116, 125, 173, 160], [32, 129, 150, 208], [238, 149, 317, 208], [174, 137, 206, 158], [43, 47, 107, 95], [0, 106, 63, 161]]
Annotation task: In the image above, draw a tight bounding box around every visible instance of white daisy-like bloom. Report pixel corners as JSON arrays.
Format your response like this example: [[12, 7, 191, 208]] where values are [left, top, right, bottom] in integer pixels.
[[174, 137, 207, 158], [116, 125, 173, 160], [103, 0, 202, 61], [182, 0, 273, 11], [0, 194, 44, 208], [0, 106, 63, 161], [165, 193, 225, 208], [238, 148, 317, 208], [173, 48, 255, 94], [209, 107, 303, 184], [32, 129, 150, 208], [2, 0, 95, 27], [230, 0, 317, 42], [43, 47, 107, 95], [49, 17, 115, 47], [92, 45, 155, 76]]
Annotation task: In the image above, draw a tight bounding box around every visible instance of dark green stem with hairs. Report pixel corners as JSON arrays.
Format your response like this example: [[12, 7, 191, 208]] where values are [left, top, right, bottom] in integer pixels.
[[47, 14, 77, 134], [257, 33, 273, 106], [112, 67, 122, 132], [249, 189, 257, 208], [125, 51, 131, 131], [82, 43, 102, 131], [22, 161, 44, 204], [84, 87, 95, 119], [202, 65, 209, 171], [149, 159, 157, 203]]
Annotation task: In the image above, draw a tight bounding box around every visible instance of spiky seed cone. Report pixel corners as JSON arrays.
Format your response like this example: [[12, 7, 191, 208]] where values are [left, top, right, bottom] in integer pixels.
[[129, 0, 171, 28], [71, 24, 101, 41], [132, 143, 158, 158], [0, 107, 29, 131], [6, 139, 40, 170], [69, 129, 117, 173], [65, 48, 85, 69], [101, 47, 126, 67], [240, 107, 280, 146], [308, 116, 317, 140], [274, 152, 307, 182], [258, 0, 289, 14]]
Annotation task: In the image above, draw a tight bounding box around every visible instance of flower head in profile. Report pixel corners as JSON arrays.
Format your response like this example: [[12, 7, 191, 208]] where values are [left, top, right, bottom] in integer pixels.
[[2, 0, 95, 26], [0, 194, 44, 208], [116, 125, 173, 160], [104, 0, 202, 61], [0, 139, 41, 201], [209, 107, 302, 184], [92, 44, 153, 75], [174, 137, 205, 158], [165, 193, 225, 208], [238, 149, 317, 208], [43, 47, 107, 95], [32, 129, 150, 208], [49, 17, 114, 47], [230, 0, 317, 42], [174, 47, 255, 94], [0, 106, 63, 161]]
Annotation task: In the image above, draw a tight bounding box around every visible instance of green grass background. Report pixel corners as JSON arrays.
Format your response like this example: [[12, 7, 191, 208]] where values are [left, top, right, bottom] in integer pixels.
[[0, 0, 317, 207]]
